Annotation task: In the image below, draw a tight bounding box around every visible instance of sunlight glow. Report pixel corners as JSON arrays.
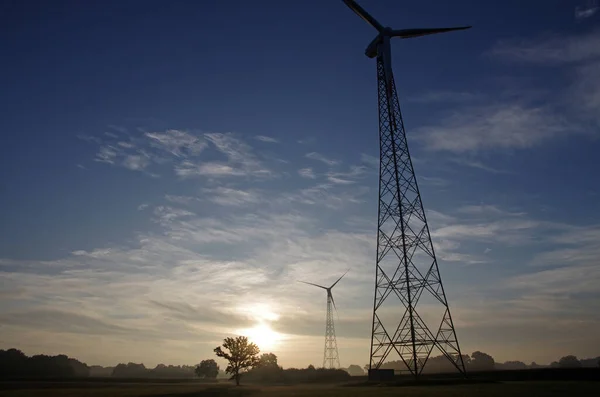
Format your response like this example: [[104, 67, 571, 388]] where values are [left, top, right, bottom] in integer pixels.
[[235, 302, 284, 350], [240, 322, 283, 351], [243, 303, 280, 322]]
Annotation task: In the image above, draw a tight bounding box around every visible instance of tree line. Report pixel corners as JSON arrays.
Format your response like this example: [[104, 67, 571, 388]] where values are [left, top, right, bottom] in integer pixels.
[[1, 345, 598, 382], [0, 349, 89, 379], [374, 351, 600, 374], [210, 336, 350, 385]]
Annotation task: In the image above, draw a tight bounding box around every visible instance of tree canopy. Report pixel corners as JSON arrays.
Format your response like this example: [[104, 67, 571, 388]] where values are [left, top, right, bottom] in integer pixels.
[[257, 353, 278, 369], [558, 355, 582, 368], [214, 336, 260, 386], [345, 364, 365, 376], [470, 351, 495, 371], [195, 359, 220, 379]]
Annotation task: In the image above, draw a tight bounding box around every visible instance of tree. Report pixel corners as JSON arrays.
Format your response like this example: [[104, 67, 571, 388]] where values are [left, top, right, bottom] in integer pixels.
[[195, 359, 219, 379], [112, 362, 147, 378], [558, 355, 582, 368], [497, 361, 527, 370], [345, 364, 365, 376], [247, 353, 282, 383], [214, 336, 260, 386], [257, 353, 278, 369], [469, 351, 495, 371]]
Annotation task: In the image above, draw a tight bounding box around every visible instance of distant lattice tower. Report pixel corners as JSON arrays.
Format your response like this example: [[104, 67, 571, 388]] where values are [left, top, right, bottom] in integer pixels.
[[299, 272, 347, 368], [342, 0, 471, 379]]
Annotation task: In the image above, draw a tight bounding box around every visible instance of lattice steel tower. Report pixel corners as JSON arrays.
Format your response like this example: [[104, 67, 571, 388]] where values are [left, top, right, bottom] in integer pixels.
[[299, 272, 347, 368], [342, 0, 471, 379]]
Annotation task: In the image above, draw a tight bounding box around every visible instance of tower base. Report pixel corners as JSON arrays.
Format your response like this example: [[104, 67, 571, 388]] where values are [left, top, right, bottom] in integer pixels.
[[368, 369, 395, 382]]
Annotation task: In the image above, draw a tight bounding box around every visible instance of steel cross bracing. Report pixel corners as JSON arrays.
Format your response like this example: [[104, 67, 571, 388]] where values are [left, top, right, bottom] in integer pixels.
[[323, 292, 340, 369], [340, 0, 471, 380], [368, 52, 466, 378]]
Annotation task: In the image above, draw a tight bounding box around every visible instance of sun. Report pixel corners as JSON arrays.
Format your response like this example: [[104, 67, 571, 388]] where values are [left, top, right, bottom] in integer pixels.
[[240, 322, 282, 351]]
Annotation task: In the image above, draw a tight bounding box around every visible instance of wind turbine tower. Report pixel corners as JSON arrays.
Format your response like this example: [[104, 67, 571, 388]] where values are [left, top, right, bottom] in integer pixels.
[[299, 271, 347, 369], [342, 0, 470, 379]]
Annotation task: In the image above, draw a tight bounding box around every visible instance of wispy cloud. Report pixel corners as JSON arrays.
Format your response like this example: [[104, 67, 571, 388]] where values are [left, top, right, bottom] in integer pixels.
[[254, 135, 278, 143], [416, 103, 573, 153], [419, 175, 450, 187], [145, 129, 207, 158], [87, 129, 276, 180], [326, 165, 367, 185], [174, 161, 246, 178], [201, 187, 262, 206], [408, 91, 483, 104], [449, 158, 508, 174], [123, 154, 150, 171], [182, 132, 274, 179], [360, 153, 379, 168], [87, 130, 175, 175], [298, 168, 316, 179], [305, 152, 340, 166], [571, 59, 600, 123], [530, 225, 600, 267], [297, 137, 315, 145], [279, 183, 369, 209], [457, 204, 525, 217], [488, 30, 600, 64], [95, 146, 118, 164], [117, 141, 135, 149], [488, 30, 600, 126], [575, 2, 599, 20], [77, 134, 102, 144], [165, 195, 199, 206], [426, 206, 563, 265], [414, 31, 600, 155], [107, 125, 128, 134], [433, 218, 540, 245]]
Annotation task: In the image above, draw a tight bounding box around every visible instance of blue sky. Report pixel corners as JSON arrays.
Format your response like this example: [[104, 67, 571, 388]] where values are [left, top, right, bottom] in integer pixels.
[[1, 0, 599, 368]]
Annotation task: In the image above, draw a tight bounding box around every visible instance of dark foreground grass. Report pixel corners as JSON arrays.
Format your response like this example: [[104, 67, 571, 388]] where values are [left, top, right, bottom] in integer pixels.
[[1, 380, 599, 397]]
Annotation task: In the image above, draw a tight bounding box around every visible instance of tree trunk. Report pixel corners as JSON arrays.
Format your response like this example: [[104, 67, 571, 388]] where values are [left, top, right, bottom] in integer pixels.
[[235, 373, 240, 386]]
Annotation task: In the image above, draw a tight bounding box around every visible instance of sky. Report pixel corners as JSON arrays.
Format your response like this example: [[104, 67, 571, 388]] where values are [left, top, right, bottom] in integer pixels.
[[1, 0, 600, 369]]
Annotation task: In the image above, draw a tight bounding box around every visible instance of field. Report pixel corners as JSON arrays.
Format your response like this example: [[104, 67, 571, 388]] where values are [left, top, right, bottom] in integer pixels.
[[1, 380, 599, 397]]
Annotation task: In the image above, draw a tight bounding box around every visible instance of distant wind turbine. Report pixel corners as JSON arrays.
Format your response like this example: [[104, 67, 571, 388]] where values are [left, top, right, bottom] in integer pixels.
[[299, 270, 348, 369]]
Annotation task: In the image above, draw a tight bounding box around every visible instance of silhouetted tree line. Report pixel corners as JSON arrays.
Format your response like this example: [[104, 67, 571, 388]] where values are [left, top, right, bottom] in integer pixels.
[[343, 364, 365, 376], [89, 365, 114, 377], [243, 356, 351, 384], [111, 362, 197, 378], [372, 351, 600, 374], [2, 347, 598, 381], [0, 349, 89, 379]]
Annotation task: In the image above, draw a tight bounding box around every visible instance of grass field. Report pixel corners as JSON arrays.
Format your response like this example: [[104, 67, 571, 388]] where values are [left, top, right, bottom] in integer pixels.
[[1, 381, 599, 397]]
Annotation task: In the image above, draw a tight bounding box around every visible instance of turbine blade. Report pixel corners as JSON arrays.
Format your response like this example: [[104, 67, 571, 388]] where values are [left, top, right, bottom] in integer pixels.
[[298, 280, 328, 290], [342, 0, 384, 32], [391, 26, 471, 39], [330, 269, 349, 289], [330, 292, 337, 313]]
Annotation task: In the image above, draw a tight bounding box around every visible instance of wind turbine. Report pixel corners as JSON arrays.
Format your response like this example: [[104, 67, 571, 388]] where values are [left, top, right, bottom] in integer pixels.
[[342, 0, 470, 379], [299, 271, 348, 369]]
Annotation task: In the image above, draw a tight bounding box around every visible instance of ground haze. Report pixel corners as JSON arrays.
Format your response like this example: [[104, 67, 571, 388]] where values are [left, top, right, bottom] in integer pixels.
[[1, 381, 599, 397]]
